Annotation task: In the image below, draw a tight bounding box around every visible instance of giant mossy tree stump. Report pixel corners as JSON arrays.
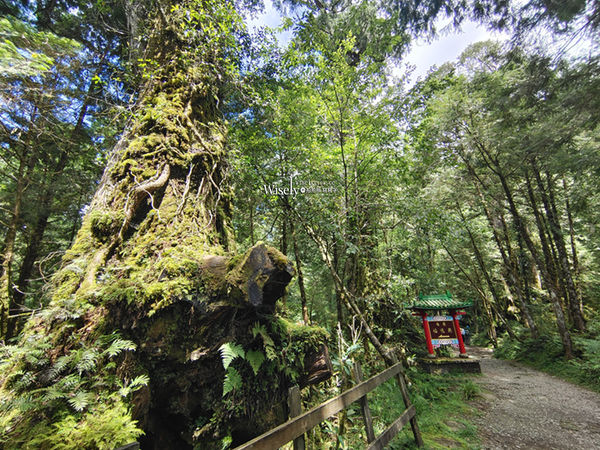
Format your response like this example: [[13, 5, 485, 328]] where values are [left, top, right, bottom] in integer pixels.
[[0, 1, 331, 448]]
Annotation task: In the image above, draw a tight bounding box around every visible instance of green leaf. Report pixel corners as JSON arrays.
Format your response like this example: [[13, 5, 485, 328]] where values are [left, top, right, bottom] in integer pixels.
[[68, 391, 93, 412], [265, 346, 277, 361], [246, 350, 265, 375], [104, 339, 136, 358], [221, 435, 233, 450], [128, 374, 150, 390], [219, 343, 245, 370], [222, 367, 242, 397], [75, 349, 99, 374], [49, 354, 72, 380], [252, 323, 275, 347]]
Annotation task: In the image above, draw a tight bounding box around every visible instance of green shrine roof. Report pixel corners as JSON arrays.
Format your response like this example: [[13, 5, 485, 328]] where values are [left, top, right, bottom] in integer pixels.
[[407, 292, 473, 311]]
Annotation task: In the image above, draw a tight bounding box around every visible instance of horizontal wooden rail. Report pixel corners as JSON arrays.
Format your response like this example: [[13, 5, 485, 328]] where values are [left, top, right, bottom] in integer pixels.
[[115, 443, 140, 450], [234, 363, 404, 450], [367, 404, 416, 450]]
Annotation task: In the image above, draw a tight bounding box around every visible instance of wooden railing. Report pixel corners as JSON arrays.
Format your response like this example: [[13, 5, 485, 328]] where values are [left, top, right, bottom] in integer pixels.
[[234, 360, 423, 450]]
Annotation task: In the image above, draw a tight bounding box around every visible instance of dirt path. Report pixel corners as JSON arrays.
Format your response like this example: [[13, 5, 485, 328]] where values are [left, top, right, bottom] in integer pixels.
[[468, 346, 600, 449]]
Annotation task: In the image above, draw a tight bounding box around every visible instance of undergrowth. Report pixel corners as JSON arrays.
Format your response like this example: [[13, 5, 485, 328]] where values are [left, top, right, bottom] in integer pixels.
[[494, 320, 600, 393], [383, 368, 481, 449], [290, 363, 481, 449]]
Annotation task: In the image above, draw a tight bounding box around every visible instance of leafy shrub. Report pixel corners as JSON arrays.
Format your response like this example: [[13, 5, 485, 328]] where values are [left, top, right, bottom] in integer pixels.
[[495, 331, 600, 393]]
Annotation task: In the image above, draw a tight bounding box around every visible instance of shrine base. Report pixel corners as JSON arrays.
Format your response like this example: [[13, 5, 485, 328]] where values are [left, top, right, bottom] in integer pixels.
[[418, 357, 481, 374]]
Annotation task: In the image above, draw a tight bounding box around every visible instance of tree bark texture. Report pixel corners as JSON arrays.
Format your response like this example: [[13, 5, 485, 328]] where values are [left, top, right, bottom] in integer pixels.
[[464, 128, 572, 356], [563, 178, 584, 321], [0, 148, 37, 337], [501, 169, 573, 357], [536, 167, 585, 331], [471, 169, 538, 338], [0, 2, 331, 448], [290, 219, 310, 324]]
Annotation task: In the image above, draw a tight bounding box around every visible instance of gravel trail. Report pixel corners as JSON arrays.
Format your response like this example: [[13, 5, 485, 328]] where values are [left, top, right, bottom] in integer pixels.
[[469, 346, 600, 449]]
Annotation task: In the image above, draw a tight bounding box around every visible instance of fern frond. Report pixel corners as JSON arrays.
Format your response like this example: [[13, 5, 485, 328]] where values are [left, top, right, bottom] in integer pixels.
[[75, 349, 99, 374], [41, 385, 68, 402], [68, 391, 93, 412], [58, 373, 81, 390], [222, 367, 242, 397], [252, 323, 274, 347], [128, 374, 150, 390], [104, 339, 136, 358], [219, 343, 245, 370], [118, 374, 150, 398], [49, 355, 72, 380], [246, 350, 265, 375]]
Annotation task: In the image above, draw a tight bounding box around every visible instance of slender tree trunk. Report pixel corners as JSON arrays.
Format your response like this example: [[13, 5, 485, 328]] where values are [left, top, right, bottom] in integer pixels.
[[462, 149, 538, 337], [527, 168, 576, 329], [456, 203, 502, 308], [441, 242, 498, 346], [1, 149, 37, 338], [280, 214, 288, 255], [7, 195, 50, 337], [290, 219, 309, 324], [8, 93, 92, 338], [500, 170, 573, 357], [457, 203, 522, 341], [516, 231, 538, 336], [332, 238, 344, 326], [524, 171, 558, 287], [297, 212, 396, 365], [249, 201, 255, 245], [563, 178, 584, 320], [456, 137, 571, 353], [536, 167, 585, 331], [471, 269, 499, 346]]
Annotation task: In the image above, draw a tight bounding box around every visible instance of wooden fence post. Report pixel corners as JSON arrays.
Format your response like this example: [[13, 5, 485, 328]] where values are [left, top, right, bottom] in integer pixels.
[[287, 385, 305, 450], [391, 355, 424, 447], [353, 362, 376, 443], [234, 363, 418, 450]]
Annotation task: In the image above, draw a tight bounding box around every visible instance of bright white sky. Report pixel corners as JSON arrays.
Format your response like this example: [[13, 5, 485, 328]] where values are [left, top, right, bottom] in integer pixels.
[[245, 1, 510, 84], [400, 19, 510, 82]]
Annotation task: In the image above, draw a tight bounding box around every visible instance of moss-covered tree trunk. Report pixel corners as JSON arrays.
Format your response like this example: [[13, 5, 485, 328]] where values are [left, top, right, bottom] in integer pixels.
[[0, 1, 330, 448]]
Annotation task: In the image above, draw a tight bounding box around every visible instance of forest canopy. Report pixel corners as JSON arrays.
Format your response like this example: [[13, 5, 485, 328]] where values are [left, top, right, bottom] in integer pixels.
[[0, 0, 599, 448]]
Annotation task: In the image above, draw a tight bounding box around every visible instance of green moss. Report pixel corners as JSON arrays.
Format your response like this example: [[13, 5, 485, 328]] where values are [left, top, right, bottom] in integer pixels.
[[89, 209, 125, 241], [276, 317, 329, 346]]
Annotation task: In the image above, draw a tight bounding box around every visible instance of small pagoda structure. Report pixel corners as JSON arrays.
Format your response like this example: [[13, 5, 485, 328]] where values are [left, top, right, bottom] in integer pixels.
[[407, 292, 473, 359]]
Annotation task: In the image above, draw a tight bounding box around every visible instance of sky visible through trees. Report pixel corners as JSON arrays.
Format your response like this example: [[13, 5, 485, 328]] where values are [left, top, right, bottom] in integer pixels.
[[0, 0, 599, 448]]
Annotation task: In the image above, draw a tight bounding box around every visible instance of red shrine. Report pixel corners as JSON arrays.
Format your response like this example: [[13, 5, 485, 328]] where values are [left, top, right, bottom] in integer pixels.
[[407, 292, 473, 358]]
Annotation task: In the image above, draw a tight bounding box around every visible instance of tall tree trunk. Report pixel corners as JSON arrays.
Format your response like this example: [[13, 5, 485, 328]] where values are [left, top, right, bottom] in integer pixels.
[[290, 219, 309, 324], [441, 242, 497, 346], [297, 212, 397, 366], [456, 203, 519, 342], [500, 169, 573, 357], [526, 168, 576, 329], [0, 149, 37, 338], [517, 230, 537, 336], [464, 126, 571, 354], [563, 178, 584, 320], [0, 3, 332, 448], [461, 148, 538, 337], [535, 167, 585, 331], [332, 237, 344, 326], [249, 201, 255, 245], [7, 90, 93, 338], [456, 203, 502, 309]]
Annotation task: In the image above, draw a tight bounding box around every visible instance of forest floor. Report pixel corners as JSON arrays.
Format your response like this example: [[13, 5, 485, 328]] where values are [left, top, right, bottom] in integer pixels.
[[468, 346, 600, 449]]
